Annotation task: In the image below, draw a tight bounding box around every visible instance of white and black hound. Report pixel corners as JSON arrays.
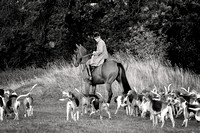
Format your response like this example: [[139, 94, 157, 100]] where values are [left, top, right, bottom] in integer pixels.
[[74, 88, 111, 119], [23, 95, 34, 117], [119, 89, 138, 116], [175, 97, 200, 127], [89, 92, 111, 120], [74, 88, 100, 115], [59, 91, 80, 121], [114, 88, 138, 116], [5, 84, 37, 120], [114, 94, 128, 115], [144, 94, 175, 128], [0, 89, 6, 121]]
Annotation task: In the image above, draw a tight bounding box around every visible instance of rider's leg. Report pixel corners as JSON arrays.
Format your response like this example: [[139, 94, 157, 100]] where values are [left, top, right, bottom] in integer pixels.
[[86, 60, 92, 80]]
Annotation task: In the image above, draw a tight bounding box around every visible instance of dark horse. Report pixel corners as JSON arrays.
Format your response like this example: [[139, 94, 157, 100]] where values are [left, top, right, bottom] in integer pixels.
[[73, 44, 131, 105]]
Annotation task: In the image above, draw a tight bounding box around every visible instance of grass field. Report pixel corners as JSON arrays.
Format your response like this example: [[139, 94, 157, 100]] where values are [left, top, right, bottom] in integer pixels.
[[0, 98, 200, 133], [1, 56, 200, 133]]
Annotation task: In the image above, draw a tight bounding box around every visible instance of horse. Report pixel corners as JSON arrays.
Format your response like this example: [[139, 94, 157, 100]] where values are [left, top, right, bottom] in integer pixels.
[[73, 44, 132, 105]]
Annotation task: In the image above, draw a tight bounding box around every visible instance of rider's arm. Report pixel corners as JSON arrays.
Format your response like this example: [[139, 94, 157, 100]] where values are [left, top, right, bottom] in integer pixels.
[[93, 41, 105, 56]]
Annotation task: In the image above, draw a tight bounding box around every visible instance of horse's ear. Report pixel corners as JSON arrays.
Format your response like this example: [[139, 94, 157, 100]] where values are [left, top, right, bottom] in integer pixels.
[[76, 44, 80, 48]]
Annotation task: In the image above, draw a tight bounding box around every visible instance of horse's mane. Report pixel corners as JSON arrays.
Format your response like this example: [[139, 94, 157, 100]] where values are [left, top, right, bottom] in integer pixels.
[[79, 45, 88, 55]]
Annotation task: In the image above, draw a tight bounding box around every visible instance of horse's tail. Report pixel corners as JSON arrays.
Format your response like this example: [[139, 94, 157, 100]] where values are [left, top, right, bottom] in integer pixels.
[[117, 63, 131, 94]]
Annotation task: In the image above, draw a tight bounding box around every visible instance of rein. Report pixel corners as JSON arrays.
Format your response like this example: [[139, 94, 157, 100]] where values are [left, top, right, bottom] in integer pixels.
[[78, 51, 92, 91], [81, 53, 93, 58], [79, 52, 92, 64]]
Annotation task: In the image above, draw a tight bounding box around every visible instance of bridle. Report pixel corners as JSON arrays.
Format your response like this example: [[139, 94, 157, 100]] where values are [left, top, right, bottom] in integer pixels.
[[82, 53, 93, 58], [76, 49, 92, 64]]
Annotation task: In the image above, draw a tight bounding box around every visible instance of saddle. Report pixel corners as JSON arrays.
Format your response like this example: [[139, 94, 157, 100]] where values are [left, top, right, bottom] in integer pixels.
[[86, 59, 107, 80], [89, 59, 107, 72]]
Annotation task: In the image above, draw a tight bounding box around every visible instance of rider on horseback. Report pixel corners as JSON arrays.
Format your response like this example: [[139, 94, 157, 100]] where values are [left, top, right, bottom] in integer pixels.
[[86, 32, 109, 80]]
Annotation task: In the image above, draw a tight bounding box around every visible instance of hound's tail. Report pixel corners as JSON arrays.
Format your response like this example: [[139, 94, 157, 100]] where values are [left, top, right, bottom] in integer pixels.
[[75, 88, 86, 97], [96, 92, 106, 102], [59, 98, 72, 102], [16, 84, 37, 101], [96, 92, 103, 98], [188, 107, 200, 111]]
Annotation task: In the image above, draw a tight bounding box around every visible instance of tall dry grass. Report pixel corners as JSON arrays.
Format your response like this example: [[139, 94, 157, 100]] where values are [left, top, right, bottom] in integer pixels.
[[124, 57, 200, 93], [1, 54, 200, 99]]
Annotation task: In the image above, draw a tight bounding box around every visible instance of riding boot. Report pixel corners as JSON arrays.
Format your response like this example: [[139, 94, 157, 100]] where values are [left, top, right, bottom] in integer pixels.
[[86, 64, 92, 80]]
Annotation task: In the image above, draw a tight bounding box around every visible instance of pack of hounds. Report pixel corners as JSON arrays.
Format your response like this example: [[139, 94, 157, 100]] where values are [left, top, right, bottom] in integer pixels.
[[1, 83, 200, 128], [0, 84, 37, 121], [59, 84, 200, 128], [114, 84, 200, 128]]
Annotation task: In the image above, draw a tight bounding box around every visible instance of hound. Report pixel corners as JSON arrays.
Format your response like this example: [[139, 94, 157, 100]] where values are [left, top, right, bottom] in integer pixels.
[[140, 96, 152, 119], [0, 89, 6, 121], [0, 89, 5, 97], [132, 93, 144, 116], [4, 89, 14, 104], [23, 96, 34, 117], [0, 95, 5, 121], [188, 104, 200, 122], [89, 92, 111, 120], [114, 94, 127, 115], [74, 88, 99, 115], [175, 97, 188, 118], [145, 94, 175, 128], [181, 100, 198, 127], [139, 90, 161, 119], [5, 84, 37, 120], [59, 91, 80, 121], [121, 89, 137, 116], [175, 97, 200, 127], [175, 89, 200, 119]]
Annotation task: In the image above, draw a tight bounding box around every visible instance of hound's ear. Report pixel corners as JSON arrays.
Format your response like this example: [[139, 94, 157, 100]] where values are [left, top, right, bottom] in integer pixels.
[[188, 87, 190, 93], [164, 86, 167, 95]]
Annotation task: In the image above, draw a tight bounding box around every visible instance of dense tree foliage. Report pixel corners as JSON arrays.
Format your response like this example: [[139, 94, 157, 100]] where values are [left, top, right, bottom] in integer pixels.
[[0, 0, 200, 73]]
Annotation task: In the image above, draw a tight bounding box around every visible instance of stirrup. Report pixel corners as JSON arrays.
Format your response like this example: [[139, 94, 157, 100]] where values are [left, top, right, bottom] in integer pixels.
[[89, 76, 92, 80]]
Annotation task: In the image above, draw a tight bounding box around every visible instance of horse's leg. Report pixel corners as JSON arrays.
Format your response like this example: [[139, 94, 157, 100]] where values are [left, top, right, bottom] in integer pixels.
[[84, 82, 90, 95], [91, 85, 96, 94], [105, 83, 113, 105], [116, 77, 124, 94]]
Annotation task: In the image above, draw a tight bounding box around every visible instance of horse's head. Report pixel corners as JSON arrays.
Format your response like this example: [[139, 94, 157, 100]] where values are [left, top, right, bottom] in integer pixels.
[[73, 44, 88, 67]]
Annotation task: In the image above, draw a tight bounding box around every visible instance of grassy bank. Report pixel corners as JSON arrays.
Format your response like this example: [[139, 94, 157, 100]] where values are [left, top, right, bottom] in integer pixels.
[[1, 55, 200, 98]]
